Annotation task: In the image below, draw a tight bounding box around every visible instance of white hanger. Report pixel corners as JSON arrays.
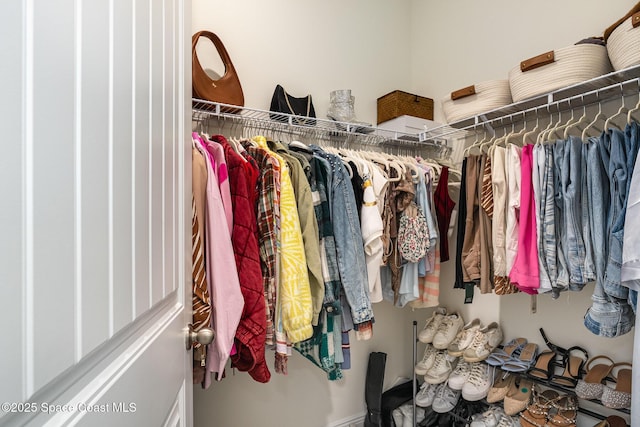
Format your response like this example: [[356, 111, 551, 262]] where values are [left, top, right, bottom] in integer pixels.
[[563, 101, 590, 139], [523, 112, 540, 145], [604, 84, 629, 130], [627, 82, 640, 124], [581, 101, 607, 141]]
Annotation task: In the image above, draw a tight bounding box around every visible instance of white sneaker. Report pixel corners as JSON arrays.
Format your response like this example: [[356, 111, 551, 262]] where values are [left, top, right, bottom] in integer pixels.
[[423, 351, 458, 384], [470, 406, 506, 427], [462, 362, 493, 401], [414, 344, 437, 375], [432, 312, 465, 350], [398, 402, 425, 427], [463, 322, 503, 362], [418, 307, 447, 343], [447, 318, 481, 356], [431, 381, 461, 413], [392, 407, 404, 427], [415, 381, 438, 407], [447, 359, 474, 390], [496, 414, 520, 427]]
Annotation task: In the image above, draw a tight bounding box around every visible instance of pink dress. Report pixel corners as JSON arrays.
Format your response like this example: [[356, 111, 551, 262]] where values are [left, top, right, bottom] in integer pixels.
[[509, 144, 540, 293]]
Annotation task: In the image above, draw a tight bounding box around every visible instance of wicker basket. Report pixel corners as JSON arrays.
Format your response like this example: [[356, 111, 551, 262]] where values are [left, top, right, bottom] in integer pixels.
[[377, 90, 434, 124], [508, 44, 612, 102], [441, 80, 512, 124], [605, 3, 640, 71]]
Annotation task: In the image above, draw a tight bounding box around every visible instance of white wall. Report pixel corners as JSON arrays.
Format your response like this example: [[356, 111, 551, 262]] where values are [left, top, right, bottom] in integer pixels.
[[192, 0, 413, 126], [192, 1, 637, 425]]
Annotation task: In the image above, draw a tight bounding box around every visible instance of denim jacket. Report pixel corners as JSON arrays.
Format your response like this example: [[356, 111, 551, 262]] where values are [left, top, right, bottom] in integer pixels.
[[312, 146, 374, 325]]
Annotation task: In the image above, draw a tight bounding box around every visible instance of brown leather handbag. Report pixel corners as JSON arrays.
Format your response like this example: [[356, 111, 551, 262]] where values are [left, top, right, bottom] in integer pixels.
[[192, 31, 244, 110]]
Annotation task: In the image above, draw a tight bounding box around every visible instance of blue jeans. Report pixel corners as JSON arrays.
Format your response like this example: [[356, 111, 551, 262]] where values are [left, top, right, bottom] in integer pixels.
[[561, 136, 591, 290], [584, 133, 635, 337], [553, 140, 570, 290]]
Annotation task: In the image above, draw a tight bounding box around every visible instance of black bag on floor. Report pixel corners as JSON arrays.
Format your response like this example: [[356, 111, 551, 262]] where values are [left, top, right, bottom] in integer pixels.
[[380, 379, 417, 427], [364, 352, 387, 427]]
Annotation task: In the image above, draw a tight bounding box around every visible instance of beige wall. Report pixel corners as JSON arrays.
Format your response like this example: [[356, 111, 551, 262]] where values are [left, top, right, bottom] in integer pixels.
[[192, 1, 637, 425]]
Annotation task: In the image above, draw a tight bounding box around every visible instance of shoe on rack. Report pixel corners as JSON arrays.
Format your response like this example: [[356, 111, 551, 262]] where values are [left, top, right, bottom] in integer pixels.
[[431, 381, 461, 414], [326, 89, 374, 134], [397, 402, 425, 427], [432, 312, 465, 350], [503, 376, 534, 416], [486, 371, 516, 403], [501, 342, 539, 373], [600, 362, 632, 409], [463, 322, 503, 363], [448, 359, 474, 390], [485, 337, 528, 366], [448, 318, 481, 356], [392, 406, 404, 427], [519, 386, 558, 427], [546, 394, 578, 427], [418, 307, 447, 344], [470, 405, 506, 427], [496, 414, 521, 427], [414, 344, 438, 376], [424, 351, 458, 385], [415, 381, 438, 407], [462, 362, 493, 401]]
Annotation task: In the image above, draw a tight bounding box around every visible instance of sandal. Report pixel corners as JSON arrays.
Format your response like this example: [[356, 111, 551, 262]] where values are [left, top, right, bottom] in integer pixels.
[[549, 346, 589, 388], [546, 394, 578, 427], [601, 362, 632, 409], [502, 343, 539, 372], [527, 350, 557, 381], [519, 386, 559, 427], [486, 337, 528, 366], [575, 355, 615, 400]]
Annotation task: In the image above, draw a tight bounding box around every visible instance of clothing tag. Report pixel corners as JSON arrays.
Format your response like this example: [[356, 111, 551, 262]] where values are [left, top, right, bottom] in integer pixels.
[[530, 294, 537, 314], [464, 283, 474, 304]]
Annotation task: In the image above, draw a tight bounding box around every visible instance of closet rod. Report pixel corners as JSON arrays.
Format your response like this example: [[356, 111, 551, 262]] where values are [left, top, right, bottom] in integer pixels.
[[192, 98, 451, 152], [419, 77, 640, 142]]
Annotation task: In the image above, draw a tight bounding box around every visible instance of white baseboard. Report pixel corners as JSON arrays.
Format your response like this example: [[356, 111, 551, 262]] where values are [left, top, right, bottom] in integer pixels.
[[327, 412, 366, 427]]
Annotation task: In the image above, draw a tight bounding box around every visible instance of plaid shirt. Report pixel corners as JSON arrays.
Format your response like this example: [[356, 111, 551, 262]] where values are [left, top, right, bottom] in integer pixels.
[[242, 141, 280, 346]]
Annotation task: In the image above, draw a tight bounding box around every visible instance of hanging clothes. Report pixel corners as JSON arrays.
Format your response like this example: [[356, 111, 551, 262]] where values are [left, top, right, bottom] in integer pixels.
[[509, 144, 539, 293], [434, 166, 456, 263], [212, 135, 270, 383], [194, 135, 244, 387]]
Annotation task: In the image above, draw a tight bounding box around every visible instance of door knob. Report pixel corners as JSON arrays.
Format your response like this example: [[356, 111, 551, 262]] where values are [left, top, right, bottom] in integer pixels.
[[186, 324, 215, 350]]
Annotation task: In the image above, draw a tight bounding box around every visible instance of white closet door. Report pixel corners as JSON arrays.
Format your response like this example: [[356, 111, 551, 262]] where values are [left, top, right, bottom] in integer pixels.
[[0, 0, 193, 425]]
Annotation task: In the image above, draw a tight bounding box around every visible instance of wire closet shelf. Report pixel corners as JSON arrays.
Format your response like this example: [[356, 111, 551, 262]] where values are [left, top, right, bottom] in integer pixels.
[[192, 98, 452, 157], [419, 64, 640, 142]]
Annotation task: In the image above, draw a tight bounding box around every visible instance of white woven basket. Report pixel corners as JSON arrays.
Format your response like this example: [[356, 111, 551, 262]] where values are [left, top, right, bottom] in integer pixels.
[[508, 44, 612, 102], [607, 12, 640, 71], [441, 80, 512, 124]]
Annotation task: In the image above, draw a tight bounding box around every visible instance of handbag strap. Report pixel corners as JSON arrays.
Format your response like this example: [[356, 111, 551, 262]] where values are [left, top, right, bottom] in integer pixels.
[[192, 31, 237, 79], [284, 91, 311, 117]]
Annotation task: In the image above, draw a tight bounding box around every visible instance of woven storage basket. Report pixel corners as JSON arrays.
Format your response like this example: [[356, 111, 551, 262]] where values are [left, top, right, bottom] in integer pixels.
[[508, 44, 612, 102], [605, 2, 640, 71], [377, 90, 433, 124], [441, 80, 512, 124]]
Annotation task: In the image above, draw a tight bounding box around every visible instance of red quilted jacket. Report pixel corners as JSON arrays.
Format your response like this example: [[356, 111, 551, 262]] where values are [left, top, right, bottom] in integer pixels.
[[212, 135, 269, 383]]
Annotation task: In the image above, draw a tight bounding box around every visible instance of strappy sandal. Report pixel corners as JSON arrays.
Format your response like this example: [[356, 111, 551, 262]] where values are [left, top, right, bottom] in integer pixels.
[[486, 337, 528, 366], [549, 346, 589, 389], [575, 355, 615, 400], [546, 394, 578, 427], [502, 342, 539, 372], [525, 328, 565, 380], [519, 386, 559, 427], [527, 350, 557, 381], [601, 362, 632, 409]]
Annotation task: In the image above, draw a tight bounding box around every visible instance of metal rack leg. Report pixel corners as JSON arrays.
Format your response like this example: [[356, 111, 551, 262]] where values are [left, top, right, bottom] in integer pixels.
[[412, 320, 417, 427]]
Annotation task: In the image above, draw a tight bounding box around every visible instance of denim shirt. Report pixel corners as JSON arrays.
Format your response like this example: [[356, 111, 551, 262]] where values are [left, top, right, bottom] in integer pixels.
[[311, 146, 374, 325]]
